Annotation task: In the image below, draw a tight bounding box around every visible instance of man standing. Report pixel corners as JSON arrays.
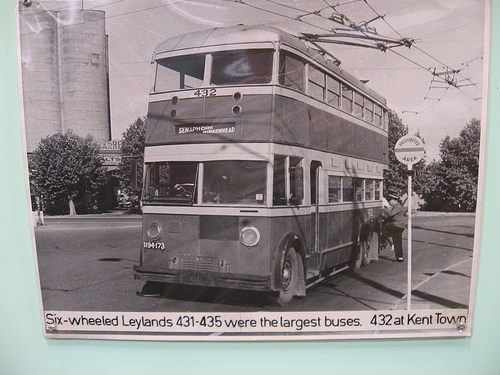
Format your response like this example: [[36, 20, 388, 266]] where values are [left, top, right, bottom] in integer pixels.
[[382, 194, 407, 262]]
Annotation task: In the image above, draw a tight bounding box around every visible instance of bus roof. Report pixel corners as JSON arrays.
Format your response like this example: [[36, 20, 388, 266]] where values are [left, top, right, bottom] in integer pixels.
[[153, 25, 387, 106]]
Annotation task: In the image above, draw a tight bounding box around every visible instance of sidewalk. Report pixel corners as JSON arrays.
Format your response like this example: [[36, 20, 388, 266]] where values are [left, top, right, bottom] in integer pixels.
[[413, 211, 476, 217], [38, 209, 141, 222]]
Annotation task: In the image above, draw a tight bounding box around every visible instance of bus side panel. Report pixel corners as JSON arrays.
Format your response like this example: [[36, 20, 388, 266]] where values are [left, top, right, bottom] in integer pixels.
[[321, 209, 344, 269], [146, 101, 171, 144], [274, 95, 310, 146], [267, 213, 311, 289], [317, 208, 368, 271], [334, 205, 383, 266], [146, 95, 388, 166], [325, 208, 343, 250], [338, 207, 367, 264], [341, 209, 355, 248], [308, 106, 331, 151], [276, 95, 387, 164]]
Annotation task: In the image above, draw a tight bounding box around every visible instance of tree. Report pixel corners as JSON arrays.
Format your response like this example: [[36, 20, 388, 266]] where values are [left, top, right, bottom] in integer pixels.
[[117, 116, 147, 198], [422, 119, 481, 211], [29, 131, 107, 215], [384, 110, 427, 204], [384, 110, 411, 197]]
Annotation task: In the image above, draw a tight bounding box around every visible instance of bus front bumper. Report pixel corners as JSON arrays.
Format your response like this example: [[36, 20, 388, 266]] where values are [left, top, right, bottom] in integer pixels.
[[133, 266, 273, 292]]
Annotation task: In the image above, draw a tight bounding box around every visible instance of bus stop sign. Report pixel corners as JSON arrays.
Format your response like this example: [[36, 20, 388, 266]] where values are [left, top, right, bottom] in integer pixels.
[[395, 135, 425, 166], [394, 134, 425, 310]]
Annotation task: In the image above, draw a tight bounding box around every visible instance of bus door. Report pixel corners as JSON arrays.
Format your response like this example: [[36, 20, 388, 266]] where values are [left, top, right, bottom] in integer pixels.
[[308, 161, 322, 277]]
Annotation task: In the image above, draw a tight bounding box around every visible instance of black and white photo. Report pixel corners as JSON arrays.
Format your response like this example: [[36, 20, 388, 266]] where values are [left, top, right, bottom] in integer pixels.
[[17, 0, 488, 340]]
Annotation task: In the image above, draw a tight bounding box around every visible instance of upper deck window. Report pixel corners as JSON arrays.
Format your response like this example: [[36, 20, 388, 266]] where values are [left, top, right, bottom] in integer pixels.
[[342, 84, 354, 113], [326, 75, 341, 108], [308, 65, 326, 101], [155, 54, 205, 92], [353, 92, 364, 118], [374, 104, 384, 127], [279, 52, 305, 92], [211, 49, 273, 85]]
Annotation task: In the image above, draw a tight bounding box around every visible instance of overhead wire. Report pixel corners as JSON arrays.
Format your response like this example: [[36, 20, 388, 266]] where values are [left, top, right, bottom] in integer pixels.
[[22, 0, 483, 112], [223, 0, 483, 112], [361, 0, 478, 88]]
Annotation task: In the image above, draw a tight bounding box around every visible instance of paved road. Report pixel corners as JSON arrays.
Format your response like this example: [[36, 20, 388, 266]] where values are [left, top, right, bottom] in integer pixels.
[[34, 212, 475, 313]]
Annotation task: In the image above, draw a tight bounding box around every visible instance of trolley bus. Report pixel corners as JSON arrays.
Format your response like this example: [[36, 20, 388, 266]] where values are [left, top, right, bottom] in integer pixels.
[[134, 25, 388, 305]]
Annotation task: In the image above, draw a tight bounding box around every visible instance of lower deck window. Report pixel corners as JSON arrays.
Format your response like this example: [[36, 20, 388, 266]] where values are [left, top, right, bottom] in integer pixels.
[[144, 160, 267, 205], [343, 177, 354, 202], [355, 178, 364, 202], [202, 161, 267, 205], [328, 176, 382, 203], [143, 162, 198, 204], [328, 176, 341, 203], [273, 155, 304, 206]]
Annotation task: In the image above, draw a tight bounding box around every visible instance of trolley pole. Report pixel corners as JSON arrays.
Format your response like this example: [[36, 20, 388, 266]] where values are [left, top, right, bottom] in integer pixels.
[[394, 135, 425, 311]]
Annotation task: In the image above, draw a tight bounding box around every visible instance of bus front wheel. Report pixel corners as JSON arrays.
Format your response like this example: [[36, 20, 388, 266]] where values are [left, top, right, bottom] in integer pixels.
[[273, 247, 299, 306]]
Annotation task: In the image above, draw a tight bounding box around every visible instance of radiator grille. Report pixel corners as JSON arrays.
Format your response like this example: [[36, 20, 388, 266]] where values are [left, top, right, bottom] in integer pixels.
[[181, 256, 218, 272]]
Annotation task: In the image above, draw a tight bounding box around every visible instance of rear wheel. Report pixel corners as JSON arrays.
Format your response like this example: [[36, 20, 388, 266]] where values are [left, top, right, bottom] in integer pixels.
[[355, 230, 379, 268], [354, 241, 365, 269], [273, 247, 298, 306]]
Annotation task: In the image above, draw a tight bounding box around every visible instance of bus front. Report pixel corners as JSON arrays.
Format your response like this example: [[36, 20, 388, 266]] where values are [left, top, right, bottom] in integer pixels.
[[134, 29, 284, 295]]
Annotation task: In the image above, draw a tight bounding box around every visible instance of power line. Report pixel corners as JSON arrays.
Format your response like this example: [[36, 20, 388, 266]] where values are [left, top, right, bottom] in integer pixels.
[[22, 0, 483, 110], [361, 0, 404, 39], [418, 17, 484, 40], [227, 0, 483, 110], [361, 0, 477, 86]]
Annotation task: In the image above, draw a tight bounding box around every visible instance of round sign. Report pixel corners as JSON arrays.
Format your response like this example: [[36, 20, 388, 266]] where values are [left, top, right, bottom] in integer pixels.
[[395, 135, 425, 166]]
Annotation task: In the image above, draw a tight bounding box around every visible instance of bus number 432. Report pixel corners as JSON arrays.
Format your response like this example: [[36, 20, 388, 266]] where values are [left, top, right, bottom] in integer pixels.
[[193, 89, 216, 97]]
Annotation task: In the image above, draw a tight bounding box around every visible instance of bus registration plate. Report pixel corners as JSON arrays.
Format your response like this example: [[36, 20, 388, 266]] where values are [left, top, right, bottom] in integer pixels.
[[143, 241, 165, 250]]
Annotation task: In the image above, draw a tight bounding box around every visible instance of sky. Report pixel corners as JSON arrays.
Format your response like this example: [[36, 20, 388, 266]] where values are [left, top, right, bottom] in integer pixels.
[[28, 0, 487, 161]]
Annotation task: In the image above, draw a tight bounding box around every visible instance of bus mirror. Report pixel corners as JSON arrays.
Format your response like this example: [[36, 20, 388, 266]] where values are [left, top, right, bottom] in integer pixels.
[[290, 166, 304, 205]]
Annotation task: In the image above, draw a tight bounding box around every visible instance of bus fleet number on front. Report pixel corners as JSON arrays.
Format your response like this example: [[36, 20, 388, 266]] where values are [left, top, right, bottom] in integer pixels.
[[193, 89, 216, 97]]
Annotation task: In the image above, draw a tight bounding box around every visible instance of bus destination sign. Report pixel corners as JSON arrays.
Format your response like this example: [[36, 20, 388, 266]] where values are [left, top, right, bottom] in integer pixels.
[[175, 123, 236, 135]]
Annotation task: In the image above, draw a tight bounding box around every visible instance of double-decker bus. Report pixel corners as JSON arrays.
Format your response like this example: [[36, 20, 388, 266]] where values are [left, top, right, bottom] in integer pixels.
[[134, 25, 388, 305]]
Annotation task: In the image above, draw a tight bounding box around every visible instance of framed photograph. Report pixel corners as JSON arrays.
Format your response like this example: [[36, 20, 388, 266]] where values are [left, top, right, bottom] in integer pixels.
[[17, 0, 489, 340]]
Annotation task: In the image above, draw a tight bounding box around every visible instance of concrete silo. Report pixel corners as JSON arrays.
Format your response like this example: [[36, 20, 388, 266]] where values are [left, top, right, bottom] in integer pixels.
[[58, 10, 111, 144], [19, 9, 63, 152], [19, 6, 111, 153]]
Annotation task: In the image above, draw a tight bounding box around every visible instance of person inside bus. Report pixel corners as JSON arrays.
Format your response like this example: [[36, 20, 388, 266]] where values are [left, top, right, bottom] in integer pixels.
[[208, 174, 230, 203], [381, 193, 408, 262]]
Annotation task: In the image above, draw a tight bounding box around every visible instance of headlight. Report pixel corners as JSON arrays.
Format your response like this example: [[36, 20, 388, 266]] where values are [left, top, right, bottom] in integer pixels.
[[147, 222, 162, 240], [240, 226, 260, 247]]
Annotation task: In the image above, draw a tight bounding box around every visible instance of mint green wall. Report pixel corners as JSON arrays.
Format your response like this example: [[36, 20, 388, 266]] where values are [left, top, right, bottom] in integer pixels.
[[1, 1, 499, 374]]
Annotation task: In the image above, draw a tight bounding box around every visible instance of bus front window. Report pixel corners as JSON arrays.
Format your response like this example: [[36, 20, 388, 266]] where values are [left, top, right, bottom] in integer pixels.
[[155, 54, 205, 92], [202, 161, 267, 205], [143, 162, 198, 204], [211, 49, 273, 85]]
